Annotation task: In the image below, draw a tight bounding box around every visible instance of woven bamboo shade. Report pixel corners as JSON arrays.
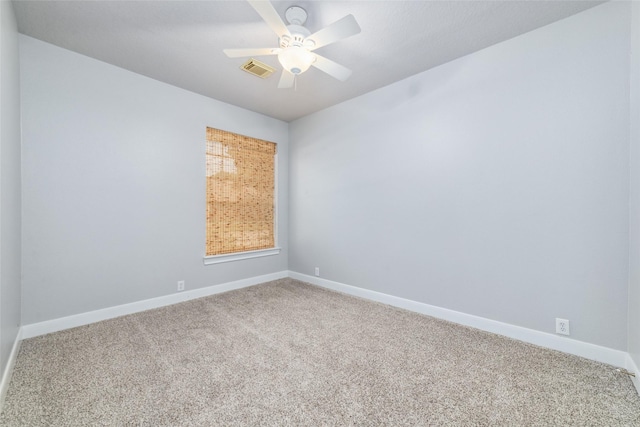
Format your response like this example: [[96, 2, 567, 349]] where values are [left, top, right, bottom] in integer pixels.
[[206, 127, 276, 256]]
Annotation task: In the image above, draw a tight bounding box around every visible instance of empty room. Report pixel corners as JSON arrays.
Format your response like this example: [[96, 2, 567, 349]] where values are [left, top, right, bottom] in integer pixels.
[[1, 0, 640, 424]]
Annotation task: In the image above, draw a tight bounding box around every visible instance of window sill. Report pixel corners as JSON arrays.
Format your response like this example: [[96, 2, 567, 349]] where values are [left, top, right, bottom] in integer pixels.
[[203, 248, 281, 265]]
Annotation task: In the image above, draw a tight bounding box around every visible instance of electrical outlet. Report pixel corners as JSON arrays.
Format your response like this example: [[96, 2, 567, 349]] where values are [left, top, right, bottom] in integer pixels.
[[314, 267, 320, 277], [556, 318, 570, 335], [177, 280, 185, 292]]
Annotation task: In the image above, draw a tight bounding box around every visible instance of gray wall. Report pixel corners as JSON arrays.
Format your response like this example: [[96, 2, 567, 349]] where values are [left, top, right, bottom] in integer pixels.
[[289, 2, 631, 350], [20, 36, 288, 325], [628, 1, 640, 368], [0, 0, 22, 374], [14, 2, 639, 357]]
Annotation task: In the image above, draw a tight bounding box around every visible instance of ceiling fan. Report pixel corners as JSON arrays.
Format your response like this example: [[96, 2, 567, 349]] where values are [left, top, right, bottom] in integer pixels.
[[223, 0, 361, 89]]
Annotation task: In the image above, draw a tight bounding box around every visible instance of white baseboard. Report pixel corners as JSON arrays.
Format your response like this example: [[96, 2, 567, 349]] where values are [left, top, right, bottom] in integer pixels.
[[0, 327, 22, 411], [288, 271, 628, 368], [12, 270, 635, 388], [626, 353, 640, 395], [21, 271, 288, 339]]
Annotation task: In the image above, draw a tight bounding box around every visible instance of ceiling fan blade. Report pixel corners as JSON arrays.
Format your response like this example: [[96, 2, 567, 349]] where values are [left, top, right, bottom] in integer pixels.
[[278, 70, 295, 89], [247, 0, 291, 39], [306, 14, 361, 50], [311, 54, 352, 82], [223, 48, 281, 58]]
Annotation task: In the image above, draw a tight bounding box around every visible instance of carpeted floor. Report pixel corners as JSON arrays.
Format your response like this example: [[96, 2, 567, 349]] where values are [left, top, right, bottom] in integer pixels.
[[1, 278, 639, 426]]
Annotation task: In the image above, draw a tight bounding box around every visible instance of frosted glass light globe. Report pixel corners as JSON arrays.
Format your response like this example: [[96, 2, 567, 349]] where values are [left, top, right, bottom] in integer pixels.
[[278, 47, 315, 75]]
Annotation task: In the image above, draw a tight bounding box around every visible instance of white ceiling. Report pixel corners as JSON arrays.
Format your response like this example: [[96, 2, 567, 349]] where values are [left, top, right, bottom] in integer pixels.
[[13, 0, 604, 122]]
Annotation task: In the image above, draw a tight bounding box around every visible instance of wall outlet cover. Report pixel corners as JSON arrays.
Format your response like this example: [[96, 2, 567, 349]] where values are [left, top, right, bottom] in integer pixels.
[[556, 318, 570, 335]]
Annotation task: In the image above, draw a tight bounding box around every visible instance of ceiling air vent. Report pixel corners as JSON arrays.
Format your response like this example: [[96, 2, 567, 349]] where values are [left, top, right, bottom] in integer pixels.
[[240, 59, 275, 79]]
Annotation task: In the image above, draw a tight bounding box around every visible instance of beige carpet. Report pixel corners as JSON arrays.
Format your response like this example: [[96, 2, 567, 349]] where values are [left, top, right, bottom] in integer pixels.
[[1, 278, 639, 426]]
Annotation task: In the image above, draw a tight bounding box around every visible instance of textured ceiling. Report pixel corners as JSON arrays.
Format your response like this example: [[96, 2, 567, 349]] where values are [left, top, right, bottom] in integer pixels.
[[13, 0, 604, 122]]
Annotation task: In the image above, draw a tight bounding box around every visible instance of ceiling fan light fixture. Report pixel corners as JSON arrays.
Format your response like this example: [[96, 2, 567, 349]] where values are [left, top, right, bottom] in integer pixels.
[[277, 46, 315, 75], [224, 1, 361, 87]]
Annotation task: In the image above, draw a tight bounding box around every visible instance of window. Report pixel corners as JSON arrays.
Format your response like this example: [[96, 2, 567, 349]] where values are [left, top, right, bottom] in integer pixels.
[[205, 127, 278, 264]]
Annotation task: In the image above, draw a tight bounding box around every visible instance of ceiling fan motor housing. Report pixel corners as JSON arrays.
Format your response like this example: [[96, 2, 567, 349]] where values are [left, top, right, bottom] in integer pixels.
[[279, 24, 311, 48]]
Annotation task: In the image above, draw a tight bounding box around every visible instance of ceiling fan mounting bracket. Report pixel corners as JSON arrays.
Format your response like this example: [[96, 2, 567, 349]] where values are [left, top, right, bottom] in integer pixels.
[[285, 6, 308, 26]]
